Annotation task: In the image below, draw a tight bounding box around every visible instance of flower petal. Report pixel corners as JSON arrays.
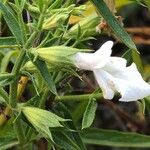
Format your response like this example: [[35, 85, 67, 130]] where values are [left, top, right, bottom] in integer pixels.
[[94, 41, 113, 69], [113, 63, 150, 102], [72, 52, 99, 70], [95, 41, 113, 55], [93, 69, 115, 99], [94, 62, 150, 102], [103, 57, 127, 73], [72, 41, 113, 70], [73, 39, 150, 102]]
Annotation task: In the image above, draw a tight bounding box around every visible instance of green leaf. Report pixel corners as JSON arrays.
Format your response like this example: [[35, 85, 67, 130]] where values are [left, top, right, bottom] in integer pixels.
[[22, 93, 43, 107], [122, 49, 143, 72], [122, 49, 132, 64], [91, 0, 135, 49], [90, 0, 143, 71], [0, 2, 25, 45], [0, 138, 18, 150], [0, 73, 15, 86], [9, 1, 27, 42], [144, 96, 150, 111], [82, 98, 97, 129], [38, 0, 44, 12], [48, 0, 62, 10], [8, 2, 20, 14], [34, 59, 57, 95], [27, 53, 57, 95], [14, 0, 26, 11], [52, 131, 81, 150], [132, 49, 143, 72], [0, 87, 9, 104], [0, 97, 5, 104], [20, 0, 26, 11], [0, 120, 16, 138], [0, 120, 17, 150], [21, 71, 39, 96], [22, 107, 69, 140], [1, 50, 19, 73], [81, 128, 150, 147], [0, 37, 17, 46], [72, 101, 88, 123], [54, 102, 87, 150]]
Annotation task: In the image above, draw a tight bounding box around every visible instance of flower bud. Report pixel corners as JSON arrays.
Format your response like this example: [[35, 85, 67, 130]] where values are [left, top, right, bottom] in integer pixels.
[[68, 2, 97, 25], [43, 4, 86, 29], [30, 46, 88, 66], [67, 15, 101, 37], [42, 12, 69, 29], [22, 61, 37, 73], [71, 5, 86, 16]]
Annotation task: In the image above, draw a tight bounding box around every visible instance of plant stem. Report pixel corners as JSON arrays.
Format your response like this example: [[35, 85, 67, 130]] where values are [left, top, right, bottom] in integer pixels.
[[9, 9, 45, 107], [8, 8, 46, 147], [9, 51, 26, 107], [55, 93, 103, 101], [9, 7, 45, 105]]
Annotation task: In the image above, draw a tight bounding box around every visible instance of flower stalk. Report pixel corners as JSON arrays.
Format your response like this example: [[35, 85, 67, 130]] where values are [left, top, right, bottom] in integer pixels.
[[55, 93, 103, 101]]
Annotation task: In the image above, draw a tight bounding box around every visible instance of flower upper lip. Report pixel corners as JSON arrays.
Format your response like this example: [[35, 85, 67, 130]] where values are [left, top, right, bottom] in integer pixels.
[[72, 41, 150, 102], [72, 41, 113, 70]]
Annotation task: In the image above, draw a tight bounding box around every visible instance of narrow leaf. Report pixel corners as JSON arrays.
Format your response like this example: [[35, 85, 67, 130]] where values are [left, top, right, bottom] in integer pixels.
[[0, 120, 16, 138], [22, 107, 69, 140], [91, 0, 135, 49], [82, 98, 97, 129], [122, 49, 132, 64], [23, 93, 43, 107], [0, 37, 17, 46], [38, 0, 44, 12], [9, 1, 27, 42], [0, 138, 18, 150], [21, 71, 39, 96], [1, 50, 18, 73], [0, 2, 24, 45], [0, 87, 9, 103], [90, 0, 143, 71], [0, 73, 15, 86], [27, 53, 57, 95], [55, 102, 87, 150], [14, 0, 26, 11], [52, 131, 81, 150], [34, 59, 57, 95], [81, 128, 150, 147]]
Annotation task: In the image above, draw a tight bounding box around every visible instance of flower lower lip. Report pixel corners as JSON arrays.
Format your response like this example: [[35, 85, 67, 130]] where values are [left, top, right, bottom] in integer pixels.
[[72, 41, 150, 102]]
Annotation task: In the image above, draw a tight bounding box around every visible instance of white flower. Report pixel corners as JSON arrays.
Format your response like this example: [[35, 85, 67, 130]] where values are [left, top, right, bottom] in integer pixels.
[[72, 41, 150, 102]]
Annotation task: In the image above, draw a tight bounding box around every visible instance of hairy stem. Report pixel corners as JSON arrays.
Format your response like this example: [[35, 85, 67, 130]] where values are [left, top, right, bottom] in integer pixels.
[[55, 93, 103, 101], [7, 8, 46, 147]]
